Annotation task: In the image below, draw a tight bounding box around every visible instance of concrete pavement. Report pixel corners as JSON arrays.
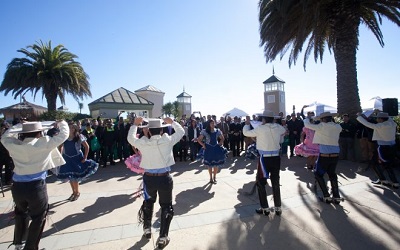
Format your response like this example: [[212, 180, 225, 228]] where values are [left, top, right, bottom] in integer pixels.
[[0, 154, 399, 250]]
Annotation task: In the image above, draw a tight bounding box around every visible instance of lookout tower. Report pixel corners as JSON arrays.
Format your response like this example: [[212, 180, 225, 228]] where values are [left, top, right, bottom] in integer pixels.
[[176, 87, 192, 117], [263, 69, 286, 115]]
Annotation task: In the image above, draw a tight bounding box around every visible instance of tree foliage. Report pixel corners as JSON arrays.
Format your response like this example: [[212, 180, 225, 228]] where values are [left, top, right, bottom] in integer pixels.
[[0, 40, 92, 111], [162, 101, 181, 118], [258, 0, 400, 115], [39, 110, 91, 121], [162, 102, 174, 117]]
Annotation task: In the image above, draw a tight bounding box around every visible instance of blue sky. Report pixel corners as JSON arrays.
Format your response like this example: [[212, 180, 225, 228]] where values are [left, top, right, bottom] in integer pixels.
[[0, 0, 399, 118]]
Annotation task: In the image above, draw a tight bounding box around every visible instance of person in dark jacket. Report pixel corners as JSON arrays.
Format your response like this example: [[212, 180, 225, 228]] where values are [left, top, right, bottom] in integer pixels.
[[188, 119, 201, 161], [115, 116, 130, 161], [229, 116, 242, 157], [0, 121, 14, 185], [287, 113, 304, 157], [101, 119, 117, 167], [339, 114, 356, 161]]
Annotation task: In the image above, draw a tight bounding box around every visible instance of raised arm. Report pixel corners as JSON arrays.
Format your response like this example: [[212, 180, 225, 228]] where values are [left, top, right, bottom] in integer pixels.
[[164, 117, 184, 145], [127, 117, 142, 147]]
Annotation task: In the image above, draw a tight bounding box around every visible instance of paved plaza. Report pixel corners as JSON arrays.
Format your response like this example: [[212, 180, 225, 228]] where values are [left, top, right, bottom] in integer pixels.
[[0, 155, 399, 250]]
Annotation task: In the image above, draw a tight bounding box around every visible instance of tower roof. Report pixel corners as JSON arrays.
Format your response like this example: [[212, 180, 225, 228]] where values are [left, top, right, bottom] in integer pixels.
[[176, 91, 192, 98], [263, 75, 285, 84]]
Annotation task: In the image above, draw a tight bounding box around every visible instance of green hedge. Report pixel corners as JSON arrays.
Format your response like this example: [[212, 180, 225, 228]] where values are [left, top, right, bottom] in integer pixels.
[[39, 111, 91, 121]]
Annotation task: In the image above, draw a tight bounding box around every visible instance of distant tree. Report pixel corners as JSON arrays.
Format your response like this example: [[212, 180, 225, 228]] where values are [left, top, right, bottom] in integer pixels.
[[78, 102, 84, 114], [0, 40, 91, 111], [162, 102, 174, 117], [258, 0, 400, 115], [161, 101, 181, 118], [172, 101, 181, 119]]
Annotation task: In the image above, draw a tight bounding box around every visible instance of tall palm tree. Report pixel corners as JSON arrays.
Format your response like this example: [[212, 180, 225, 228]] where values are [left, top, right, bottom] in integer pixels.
[[0, 40, 91, 111], [258, 0, 400, 115]]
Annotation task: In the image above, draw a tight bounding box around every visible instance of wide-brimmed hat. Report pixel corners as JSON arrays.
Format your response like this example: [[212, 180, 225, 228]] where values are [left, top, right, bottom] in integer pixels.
[[260, 110, 275, 118], [9, 122, 48, 133], [315, 112, 338, 120], [376, 112, 389, 118], [139, 118, 170, 128]]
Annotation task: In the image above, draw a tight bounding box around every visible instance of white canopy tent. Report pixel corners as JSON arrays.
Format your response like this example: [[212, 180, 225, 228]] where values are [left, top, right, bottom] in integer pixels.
[[222, 107, 249, 118], [303, 101, 337, 116], [361, 96, 383, 111]]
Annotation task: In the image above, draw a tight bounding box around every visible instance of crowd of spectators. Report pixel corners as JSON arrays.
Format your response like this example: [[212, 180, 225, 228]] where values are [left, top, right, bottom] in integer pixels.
[[0, 108, 398, 187]]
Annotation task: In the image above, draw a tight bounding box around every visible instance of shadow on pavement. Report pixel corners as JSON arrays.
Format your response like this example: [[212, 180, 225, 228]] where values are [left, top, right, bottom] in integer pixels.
[[208, 215, 311, 250], [174, 183, 215, 216], [43, 194, 136, 237], [127, 235, 152, 250], [318, 205, 388, 249]]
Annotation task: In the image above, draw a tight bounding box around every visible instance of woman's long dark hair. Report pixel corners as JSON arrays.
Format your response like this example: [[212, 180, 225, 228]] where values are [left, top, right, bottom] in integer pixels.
[[205, 119, 215, 134], [190, 119, 197, 128], [149, 127, 162, 136], [263, 117, 274, 124], [69, 124, 81, 142], [19, 131, 42, 140]]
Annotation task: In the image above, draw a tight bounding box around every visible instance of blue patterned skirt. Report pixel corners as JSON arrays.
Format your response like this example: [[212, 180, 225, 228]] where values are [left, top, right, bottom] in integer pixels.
[[57, 152, 99, 182], [203, 143, 227, 167]]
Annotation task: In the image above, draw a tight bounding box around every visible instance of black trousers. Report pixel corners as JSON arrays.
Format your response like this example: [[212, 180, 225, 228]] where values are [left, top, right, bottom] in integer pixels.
[[117, 140, 130, 160], [289, 134, 301, 155], [257, 156, 281, 208], [142, 173, 174, 237], [143, 174, 173, 207], [230, 137, 240, 157], [375, 145, 398, 183], [11, 179, 49, 250], [102, 144, 115, 164], [315, 156, 340, 198]]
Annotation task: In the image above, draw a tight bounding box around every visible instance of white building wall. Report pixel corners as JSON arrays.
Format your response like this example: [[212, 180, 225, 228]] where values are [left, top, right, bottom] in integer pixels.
[[135, 91, 164, 118]]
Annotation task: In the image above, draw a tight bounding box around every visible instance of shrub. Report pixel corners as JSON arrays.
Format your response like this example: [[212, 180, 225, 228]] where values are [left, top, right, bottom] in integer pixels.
[[39, 111, 91, 121]]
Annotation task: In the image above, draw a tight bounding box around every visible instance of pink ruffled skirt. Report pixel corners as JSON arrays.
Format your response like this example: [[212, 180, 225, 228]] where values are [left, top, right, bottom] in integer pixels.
[[125, 154, 144, 174]]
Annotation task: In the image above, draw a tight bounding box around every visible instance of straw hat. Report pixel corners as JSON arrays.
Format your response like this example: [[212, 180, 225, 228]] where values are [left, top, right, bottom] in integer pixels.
[[315, 112, 338, 120], [261, 110, 275, 118], [376, 112, 389, 118], [10, 122, 47, 133], [139, 118, 170, 128]]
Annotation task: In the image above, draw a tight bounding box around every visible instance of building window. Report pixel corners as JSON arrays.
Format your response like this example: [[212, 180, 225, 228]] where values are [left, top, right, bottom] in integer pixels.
[[185, 104, 190, 110], [280, 93, 285, 103], [267, 95, 275, 103]]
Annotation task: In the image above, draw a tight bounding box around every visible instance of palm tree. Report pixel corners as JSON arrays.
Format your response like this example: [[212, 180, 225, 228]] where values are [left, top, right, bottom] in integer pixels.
[[258, 0, 400, 115], [172, 100, 181, 119], [0, 40, 91, 111], [162, 102, 174, 117], [78, 102, 84, 114]]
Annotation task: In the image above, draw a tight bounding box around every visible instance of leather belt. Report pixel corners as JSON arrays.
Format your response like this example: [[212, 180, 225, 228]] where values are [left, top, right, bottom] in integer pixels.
[[319, 153, 339, 158], [144, 172, 170, 176], [13, 179, 45, 186]]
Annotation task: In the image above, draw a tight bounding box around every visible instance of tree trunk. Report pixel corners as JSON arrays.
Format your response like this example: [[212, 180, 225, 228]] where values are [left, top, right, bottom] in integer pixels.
[[334, 17, 361, 117], [45, 86, 58, 112]]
